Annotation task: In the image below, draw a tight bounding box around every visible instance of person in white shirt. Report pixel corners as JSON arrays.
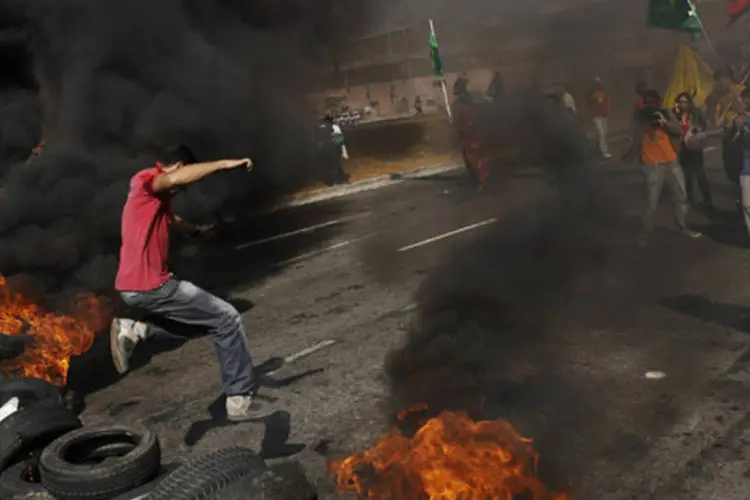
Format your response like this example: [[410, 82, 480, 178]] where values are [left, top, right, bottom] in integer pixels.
[[319, 114, 349, 185], [562, 85, 577, 115]]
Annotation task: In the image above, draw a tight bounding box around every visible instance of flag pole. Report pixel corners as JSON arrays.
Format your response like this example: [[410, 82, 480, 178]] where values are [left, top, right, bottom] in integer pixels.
[[429, 19, 452, 121], [687, 0, 718, 59]]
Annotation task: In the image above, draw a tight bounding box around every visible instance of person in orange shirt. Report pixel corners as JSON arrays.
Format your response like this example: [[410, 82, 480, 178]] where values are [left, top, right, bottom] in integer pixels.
[[634, 90, 701, 243]]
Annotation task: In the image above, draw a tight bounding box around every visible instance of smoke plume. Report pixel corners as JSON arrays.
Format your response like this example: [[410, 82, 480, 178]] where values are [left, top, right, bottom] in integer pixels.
[[0, 0, 368, 297], [380, 93, 719, 494]]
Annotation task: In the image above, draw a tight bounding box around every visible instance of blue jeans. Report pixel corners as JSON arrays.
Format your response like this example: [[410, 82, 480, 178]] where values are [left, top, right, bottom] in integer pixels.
[[120, 277, 255, 396]]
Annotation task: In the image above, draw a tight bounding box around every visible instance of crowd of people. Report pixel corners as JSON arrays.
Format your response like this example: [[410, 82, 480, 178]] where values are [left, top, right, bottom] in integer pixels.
[[455, 67, 750, 245], [622, 69, 750, 245]]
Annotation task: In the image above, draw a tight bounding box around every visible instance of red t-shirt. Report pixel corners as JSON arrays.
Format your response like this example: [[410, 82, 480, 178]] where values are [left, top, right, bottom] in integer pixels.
[[114, 166, 172, 292], [679, 113, 690, 137], [454, 100, 478, 139], [587, 90, 610, 118]]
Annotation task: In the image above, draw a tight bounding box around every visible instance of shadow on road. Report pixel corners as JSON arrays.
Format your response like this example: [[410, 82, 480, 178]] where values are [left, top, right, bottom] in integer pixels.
[[180, 355, 320, 449], [183, 402, 309, 458], [660, 294, 750, 334]]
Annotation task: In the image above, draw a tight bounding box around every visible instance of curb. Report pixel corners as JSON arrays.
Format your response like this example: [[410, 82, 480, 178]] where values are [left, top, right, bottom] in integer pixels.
[[262, 161, 463, 214]]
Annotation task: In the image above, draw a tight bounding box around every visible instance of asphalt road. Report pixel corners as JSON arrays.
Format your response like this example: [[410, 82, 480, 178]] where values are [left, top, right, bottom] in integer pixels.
[[67, 146, 750, 499]]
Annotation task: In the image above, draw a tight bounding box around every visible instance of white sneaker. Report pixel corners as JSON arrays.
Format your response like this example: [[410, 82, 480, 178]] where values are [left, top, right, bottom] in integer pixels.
[[682, 229, 702, 239], [225, 394, 264, 422], [109, 318, 146, 374]]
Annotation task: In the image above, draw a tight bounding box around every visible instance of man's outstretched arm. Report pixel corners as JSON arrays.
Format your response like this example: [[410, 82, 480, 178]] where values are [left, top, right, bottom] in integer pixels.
[[152, 158, 252, 193]]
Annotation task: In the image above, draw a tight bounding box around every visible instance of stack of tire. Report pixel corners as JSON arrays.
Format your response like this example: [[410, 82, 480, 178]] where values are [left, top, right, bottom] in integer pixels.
[[0, 377, 160, 499], [0, 377, 317, 500]]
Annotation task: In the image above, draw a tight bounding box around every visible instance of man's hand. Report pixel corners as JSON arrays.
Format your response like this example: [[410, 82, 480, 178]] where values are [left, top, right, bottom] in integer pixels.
[[220, 158, 253, 171]]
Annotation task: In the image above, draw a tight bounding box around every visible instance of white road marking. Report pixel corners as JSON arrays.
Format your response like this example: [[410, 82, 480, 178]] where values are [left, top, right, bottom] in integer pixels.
[[704, 146, 717, 152], [275, 233, 377, 266], [284, 339, 337, 363], [397, 218, 497, 252], [266, 339, 338, 375], [645, 371, 666, 380], [234, 212, 371, 250]]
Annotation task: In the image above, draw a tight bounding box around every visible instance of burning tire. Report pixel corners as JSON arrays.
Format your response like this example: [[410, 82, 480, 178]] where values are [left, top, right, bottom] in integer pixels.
[[39, 424, 160, 500], [0, 377, 62, 407], [0, 399, 81, 471], [0, 460, 47, 498], [146, 447, 268, 500]]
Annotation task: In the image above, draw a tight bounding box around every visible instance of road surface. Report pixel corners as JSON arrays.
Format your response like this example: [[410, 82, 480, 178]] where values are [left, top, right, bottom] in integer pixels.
[[68, 146, 750, 499]]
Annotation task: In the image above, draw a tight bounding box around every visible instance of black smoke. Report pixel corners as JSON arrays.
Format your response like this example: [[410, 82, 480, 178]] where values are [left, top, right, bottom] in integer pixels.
[[0, 0, 368, 296], [386, 98, 616, 414], [380, 96, 716, 494]]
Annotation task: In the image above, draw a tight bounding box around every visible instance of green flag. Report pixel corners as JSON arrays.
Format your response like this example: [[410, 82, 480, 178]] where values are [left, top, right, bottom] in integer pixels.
[[648, 0, 701, 32], [429, 33, 443, 77]]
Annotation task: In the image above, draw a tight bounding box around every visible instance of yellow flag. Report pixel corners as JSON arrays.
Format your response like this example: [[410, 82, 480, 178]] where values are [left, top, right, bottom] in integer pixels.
[[663, 44, 714, 107]]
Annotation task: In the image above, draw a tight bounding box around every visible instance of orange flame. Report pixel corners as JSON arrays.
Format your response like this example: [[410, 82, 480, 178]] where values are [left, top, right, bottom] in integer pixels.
[[0, 274, 110, 386], [331, 409, 569, 500]]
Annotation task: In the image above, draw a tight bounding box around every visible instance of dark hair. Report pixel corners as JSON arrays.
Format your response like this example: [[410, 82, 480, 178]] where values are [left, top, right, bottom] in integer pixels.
[[675, 91, 693, 105], [161, 144, 196, 165], [643, 89, 661, 103]]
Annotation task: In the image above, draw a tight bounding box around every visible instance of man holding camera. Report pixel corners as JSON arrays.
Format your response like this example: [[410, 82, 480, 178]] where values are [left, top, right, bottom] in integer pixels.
[[632, 90, 701, 243]]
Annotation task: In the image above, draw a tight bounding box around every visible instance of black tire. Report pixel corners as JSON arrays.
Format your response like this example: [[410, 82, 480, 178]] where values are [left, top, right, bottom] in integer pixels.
[[146, 447, 267, 500], [192, 461, 318, 500], [0, 461, 46, 497], [0, 377, 61, 407], [0, 399, 81, 471], [39, 424, 160, 500]]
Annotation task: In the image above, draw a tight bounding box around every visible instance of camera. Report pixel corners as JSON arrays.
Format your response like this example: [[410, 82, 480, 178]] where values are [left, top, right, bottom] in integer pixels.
[[650, 109, 666, 127]]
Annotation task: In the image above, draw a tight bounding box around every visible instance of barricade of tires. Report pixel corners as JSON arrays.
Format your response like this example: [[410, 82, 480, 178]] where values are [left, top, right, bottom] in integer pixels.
[[0, 377, 317, 500]]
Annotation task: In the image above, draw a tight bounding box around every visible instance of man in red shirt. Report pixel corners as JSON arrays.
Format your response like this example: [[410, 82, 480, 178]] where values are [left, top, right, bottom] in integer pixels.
[[110, 145, 259, 421], [453, 77, 488, 190], [634, 81, 647, 112], [584, 77, 612, 160]]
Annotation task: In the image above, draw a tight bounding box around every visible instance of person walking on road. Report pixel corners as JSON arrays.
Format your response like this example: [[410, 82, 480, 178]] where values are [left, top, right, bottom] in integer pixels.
[[453, 77, 488, 190], [674, 92, 713, 212], [633, 90, 701, 243], [109, 145, 262, 421], [584, 77, 612, 160], [486, 70, 504, 101], [318, 114, 350, 186], [562, 85, 577, 116]]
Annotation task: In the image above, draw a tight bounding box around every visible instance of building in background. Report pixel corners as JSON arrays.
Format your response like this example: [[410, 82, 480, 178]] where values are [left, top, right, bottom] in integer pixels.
[[309, 0, 749, 124]]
